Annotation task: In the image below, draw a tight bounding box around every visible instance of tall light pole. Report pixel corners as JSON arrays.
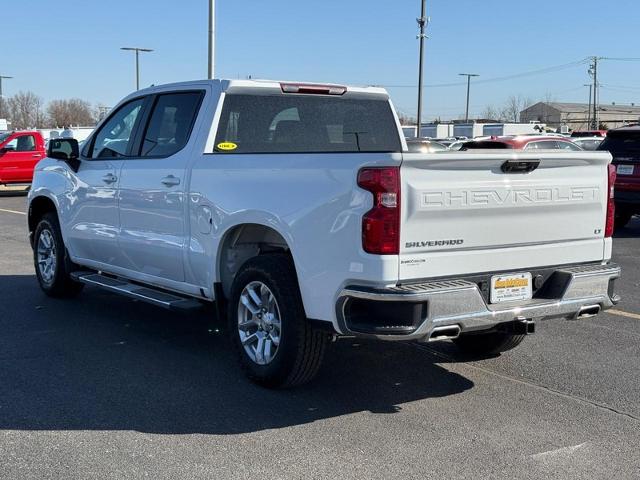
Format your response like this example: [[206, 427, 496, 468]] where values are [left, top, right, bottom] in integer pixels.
[[0, 75, 13, 119], [416, 0, 428, 137], [459, 73, 479, 123], [208, 0, 216, 79], [121, 47, 154, 90]]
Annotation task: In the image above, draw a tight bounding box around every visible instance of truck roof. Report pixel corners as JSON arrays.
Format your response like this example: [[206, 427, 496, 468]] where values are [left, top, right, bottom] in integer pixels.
[[132, 79, 389, 98]]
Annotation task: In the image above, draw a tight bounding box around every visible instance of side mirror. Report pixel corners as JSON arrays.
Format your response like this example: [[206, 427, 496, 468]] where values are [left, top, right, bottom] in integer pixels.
[[47, 138, 81, 172], [0, 146, 15, 154]]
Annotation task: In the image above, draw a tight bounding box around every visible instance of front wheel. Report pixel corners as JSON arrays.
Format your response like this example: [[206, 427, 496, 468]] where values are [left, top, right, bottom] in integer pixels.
[[33, 213, 84, 297], [228, 254, 328, 388], [453, 330, 526, 356]]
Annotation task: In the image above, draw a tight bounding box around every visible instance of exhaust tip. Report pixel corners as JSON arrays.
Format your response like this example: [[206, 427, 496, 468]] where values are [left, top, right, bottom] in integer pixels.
[[428, 325, 461, 342], [575, 304, 601, 320]]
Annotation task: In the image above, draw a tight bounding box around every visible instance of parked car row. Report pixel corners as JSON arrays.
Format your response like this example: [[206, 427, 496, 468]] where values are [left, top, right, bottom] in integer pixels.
[[404, 128, 635, 229]]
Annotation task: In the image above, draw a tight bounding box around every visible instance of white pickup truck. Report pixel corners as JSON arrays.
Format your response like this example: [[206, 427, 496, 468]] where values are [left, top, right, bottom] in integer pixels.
[[28, 79, 620, 387]]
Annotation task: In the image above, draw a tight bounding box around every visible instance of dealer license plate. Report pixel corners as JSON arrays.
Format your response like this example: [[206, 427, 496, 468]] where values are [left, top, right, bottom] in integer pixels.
[[617, 164, 634, 175], [490, 273, 532, 304]]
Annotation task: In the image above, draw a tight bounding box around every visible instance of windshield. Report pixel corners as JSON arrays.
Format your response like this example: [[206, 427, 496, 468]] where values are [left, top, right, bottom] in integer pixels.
[[0, 132, 11, 144], [215, 94, 401, 154]]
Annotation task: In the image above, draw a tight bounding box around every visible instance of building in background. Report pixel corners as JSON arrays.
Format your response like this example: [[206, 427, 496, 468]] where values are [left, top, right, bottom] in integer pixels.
[[520, 102, 640, 130]]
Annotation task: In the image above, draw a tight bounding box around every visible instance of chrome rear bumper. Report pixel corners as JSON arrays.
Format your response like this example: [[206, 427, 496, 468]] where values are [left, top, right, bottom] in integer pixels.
[[336, 263, 621, 342]]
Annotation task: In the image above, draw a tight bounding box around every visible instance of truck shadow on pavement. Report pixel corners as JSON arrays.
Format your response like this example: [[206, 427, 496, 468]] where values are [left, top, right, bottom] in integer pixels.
[[0, 275, 473, 435], [612, 215, 640, 239]]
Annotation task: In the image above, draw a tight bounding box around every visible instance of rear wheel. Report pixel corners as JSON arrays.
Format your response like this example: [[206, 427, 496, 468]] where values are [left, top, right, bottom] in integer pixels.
[[453, 330, 526, 356], [33, 213, 84, 297], [228, 254, 328, 388]]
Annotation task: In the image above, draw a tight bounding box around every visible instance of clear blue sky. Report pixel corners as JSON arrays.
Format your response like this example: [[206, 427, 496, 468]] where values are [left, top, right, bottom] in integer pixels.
[[3, 0, 640, 120]]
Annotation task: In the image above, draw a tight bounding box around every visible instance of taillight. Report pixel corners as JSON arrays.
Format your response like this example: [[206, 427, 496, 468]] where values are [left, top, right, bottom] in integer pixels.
[[357, 167, 400, 254], [605, 163, 616, 237]]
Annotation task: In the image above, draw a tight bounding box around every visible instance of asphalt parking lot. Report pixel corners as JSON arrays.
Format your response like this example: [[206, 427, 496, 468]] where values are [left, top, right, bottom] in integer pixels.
[[0, 192, 638, 479]]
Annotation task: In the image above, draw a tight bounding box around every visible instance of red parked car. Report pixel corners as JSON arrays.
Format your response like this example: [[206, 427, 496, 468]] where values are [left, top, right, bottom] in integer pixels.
[[597, 125, 640, 228], [0, 131, 46, 186], [461, 135, 583, 151]]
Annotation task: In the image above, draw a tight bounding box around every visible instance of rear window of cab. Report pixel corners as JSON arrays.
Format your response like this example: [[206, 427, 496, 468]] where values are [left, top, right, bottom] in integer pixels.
[[214, 94, 401, 154]]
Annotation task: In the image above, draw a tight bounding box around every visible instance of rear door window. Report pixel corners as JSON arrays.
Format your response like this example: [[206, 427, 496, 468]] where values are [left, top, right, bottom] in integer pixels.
[[139, 91, 204, 157], [214, 94, 401, 153]]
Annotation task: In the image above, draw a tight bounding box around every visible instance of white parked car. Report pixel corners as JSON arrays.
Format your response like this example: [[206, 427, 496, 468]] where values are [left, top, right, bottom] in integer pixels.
[[28, 79, 620, 387], [572, 137, 604, 151]]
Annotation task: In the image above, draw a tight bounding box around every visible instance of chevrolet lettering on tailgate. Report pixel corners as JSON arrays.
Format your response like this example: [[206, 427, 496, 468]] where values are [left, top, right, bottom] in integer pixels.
[[421, 186, 600, 209]]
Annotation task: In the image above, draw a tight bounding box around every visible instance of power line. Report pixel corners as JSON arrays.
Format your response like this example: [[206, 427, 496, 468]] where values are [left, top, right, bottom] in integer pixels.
[[378, 58, 589, 89], [601, 57, 640, 62]]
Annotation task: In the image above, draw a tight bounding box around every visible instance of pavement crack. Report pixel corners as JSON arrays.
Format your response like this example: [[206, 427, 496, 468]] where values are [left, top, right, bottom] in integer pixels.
[[413, 343, 640, 424]]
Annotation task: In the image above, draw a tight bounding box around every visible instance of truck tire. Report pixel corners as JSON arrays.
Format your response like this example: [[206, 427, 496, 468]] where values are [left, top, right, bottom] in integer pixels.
[[453, 331, 526, 356], [228, 254, 327, 388], [33, 213, 84, 298]]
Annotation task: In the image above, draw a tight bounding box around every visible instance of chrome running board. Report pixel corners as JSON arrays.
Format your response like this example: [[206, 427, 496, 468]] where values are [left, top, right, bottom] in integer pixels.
[[71, 272, 202, 311]]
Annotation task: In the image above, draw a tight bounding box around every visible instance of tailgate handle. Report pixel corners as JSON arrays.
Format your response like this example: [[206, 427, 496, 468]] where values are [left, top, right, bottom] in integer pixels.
[[501, 160, 540, 174]]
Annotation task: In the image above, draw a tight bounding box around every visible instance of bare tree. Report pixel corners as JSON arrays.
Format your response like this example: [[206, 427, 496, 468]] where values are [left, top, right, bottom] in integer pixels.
[[47, 98, 95, 127], [500, 95, 535, 123], [481, 105, 501, 121], [397, 111, 416, 125], [5, 91, 45, 129]]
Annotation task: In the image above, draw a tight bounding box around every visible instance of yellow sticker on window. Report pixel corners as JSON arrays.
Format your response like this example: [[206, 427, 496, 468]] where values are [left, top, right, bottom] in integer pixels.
[[217, 142, 238, 151]]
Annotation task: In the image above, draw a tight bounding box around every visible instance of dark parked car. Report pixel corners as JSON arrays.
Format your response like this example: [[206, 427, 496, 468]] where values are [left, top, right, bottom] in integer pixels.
[[597, 125, 640, 228], [571, 130, 607, 138], [461, 135, 583, 151]]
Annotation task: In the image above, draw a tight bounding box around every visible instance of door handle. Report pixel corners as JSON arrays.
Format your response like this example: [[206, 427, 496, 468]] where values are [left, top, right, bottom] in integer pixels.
[[32, 153, 42, 158], [102, 173, 117, 184], [161, 175, 181, 187]]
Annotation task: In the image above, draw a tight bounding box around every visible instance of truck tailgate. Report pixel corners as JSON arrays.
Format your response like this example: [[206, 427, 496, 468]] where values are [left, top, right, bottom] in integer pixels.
[[399, 151, 612, 281]]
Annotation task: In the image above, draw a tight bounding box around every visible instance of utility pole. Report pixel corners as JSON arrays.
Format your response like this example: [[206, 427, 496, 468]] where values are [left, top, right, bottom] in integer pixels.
[[121, 47, 154, 90], [416, 0, 428, 137], [459, 73, 479, 122], [208, 0, 216, 79], [584, 84, 592, 129], [588, 57, 600, 129], [0, 75, 13, 119]]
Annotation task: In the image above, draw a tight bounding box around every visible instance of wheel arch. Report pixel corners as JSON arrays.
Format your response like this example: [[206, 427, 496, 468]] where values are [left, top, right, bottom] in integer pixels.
[[216, 222, 297, 300], [27, 195, 59, 248]]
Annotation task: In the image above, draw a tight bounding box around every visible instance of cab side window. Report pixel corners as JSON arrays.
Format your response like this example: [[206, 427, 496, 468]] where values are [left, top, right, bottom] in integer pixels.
[[90, 98, 145, 159], [139, 92, 203, 157], [15, 135, 36, 151], [3, 135, 35, 152]]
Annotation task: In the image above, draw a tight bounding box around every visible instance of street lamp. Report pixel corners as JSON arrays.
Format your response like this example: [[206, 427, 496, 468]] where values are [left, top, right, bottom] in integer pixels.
[[120, 47, 154, 90], [208, 0, 216, 79], [416, 0, 428, 137], [0, 75, 13, 119], [459, 73, 479, 122]]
